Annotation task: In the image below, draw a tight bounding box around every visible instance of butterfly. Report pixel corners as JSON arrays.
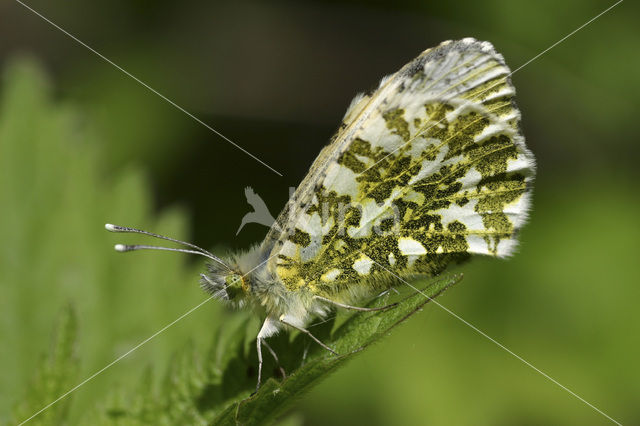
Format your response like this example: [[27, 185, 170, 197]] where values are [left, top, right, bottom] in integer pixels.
[[107, 38, 535, 391]]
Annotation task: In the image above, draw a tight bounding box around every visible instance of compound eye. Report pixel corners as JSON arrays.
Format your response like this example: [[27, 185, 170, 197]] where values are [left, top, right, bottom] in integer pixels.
[[224, 274, 245, 299], [225, 274, 242, 287]]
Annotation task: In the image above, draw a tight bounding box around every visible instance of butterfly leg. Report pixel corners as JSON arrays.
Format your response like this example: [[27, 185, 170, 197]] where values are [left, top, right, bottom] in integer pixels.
[[262, 339, 286, 379], [279, 317, 338, 356], [314, 295, 398, 312], [255, 316, 280, 392], [255, 336, 264, 393]]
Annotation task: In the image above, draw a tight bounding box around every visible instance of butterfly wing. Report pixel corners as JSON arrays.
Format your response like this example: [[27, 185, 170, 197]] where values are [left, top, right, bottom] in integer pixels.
[[263, 38, 535, 300]]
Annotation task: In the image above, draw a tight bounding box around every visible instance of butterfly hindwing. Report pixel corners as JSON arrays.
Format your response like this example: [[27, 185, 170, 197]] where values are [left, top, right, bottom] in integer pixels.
[[264, 38, 535, 300]]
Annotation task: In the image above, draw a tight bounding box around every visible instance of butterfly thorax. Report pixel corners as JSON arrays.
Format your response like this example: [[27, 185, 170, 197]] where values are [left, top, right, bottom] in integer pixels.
[[200, 245, 319, 324]]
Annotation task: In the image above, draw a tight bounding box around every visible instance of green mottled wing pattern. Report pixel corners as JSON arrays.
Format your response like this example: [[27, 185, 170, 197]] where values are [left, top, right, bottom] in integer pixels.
[[264, 38, 535, 300]]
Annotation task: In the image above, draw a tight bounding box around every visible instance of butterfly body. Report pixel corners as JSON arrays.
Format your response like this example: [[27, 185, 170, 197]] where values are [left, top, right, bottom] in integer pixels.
[[110, 38, 535, 390], [201, 244, 328, 334]]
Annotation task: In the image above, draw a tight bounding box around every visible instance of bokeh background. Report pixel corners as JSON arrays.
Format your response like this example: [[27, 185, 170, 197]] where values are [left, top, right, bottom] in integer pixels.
[[1, 0, 638, 424]]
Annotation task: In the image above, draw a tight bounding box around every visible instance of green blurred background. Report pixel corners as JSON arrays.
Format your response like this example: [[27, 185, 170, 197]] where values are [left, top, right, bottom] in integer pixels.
[[1, 0, 638, 424]]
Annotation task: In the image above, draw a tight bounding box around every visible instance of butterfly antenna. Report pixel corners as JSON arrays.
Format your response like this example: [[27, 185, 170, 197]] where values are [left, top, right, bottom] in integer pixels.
[[105, 223, 230, 270]]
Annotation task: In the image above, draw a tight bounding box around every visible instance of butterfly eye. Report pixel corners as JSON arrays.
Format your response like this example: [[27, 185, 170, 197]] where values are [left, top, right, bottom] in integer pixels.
[[224, 274, 246, 299]]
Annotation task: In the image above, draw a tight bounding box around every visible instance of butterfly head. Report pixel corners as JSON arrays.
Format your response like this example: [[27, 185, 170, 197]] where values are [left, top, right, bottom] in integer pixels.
[[224, 272, 248, 300], [199, 262, 249, 301]]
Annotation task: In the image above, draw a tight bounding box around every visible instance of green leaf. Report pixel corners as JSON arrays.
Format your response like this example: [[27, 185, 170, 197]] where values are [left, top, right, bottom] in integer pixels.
[[11, 305, 79, 425], [0, 56, 209, 423]]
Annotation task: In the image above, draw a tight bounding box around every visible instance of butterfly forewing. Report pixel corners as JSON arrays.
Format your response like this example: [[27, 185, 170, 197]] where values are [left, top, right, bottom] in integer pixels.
[[264, 39, 535, 300]]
